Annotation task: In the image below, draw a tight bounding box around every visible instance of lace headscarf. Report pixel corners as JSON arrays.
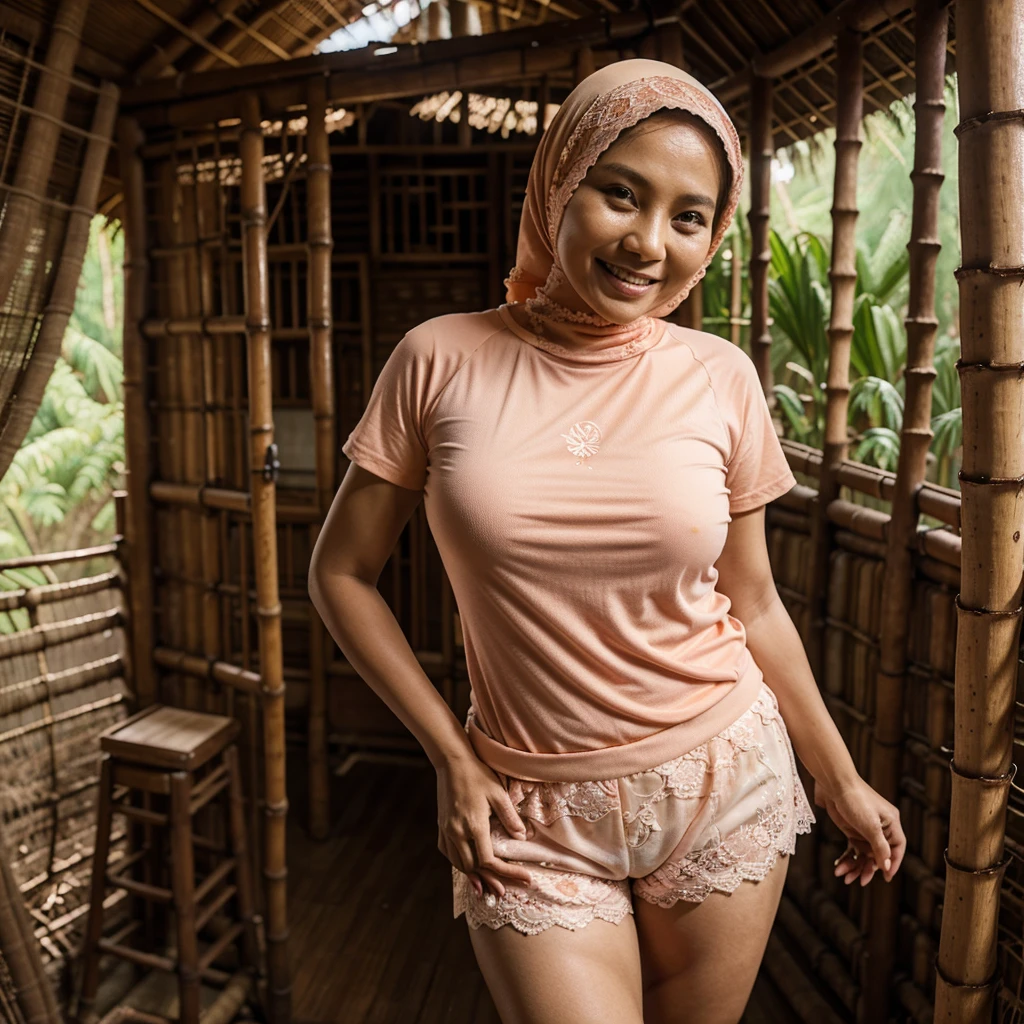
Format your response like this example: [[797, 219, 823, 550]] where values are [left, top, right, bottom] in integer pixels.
[[504, 58, 744, 357]]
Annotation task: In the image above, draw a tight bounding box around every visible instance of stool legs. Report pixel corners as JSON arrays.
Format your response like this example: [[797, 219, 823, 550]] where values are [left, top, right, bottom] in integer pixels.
[[75, 754, 114, 1024], [169, 770, 200, 1024]]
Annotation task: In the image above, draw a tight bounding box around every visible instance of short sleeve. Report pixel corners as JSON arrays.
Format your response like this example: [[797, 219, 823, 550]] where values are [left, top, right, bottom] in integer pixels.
[[341, 325, 434, 491], [723, 350, 797, 514]]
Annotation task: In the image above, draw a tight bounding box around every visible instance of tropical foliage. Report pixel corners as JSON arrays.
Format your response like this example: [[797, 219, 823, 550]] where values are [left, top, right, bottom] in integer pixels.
[[0, 217, 125, 565], [701, 79, 963, 490]]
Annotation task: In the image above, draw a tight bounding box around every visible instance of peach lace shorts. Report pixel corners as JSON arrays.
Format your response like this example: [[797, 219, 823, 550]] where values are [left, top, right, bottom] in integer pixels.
[[452, 680, 816, 935]]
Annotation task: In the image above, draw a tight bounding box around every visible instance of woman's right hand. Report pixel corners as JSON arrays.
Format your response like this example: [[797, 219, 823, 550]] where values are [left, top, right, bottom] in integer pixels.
[[436, 752, 535, 899]]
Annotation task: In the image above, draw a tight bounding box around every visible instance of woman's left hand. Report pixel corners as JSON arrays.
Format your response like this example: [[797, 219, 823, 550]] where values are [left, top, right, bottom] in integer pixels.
[[813, 774, 906, 886]]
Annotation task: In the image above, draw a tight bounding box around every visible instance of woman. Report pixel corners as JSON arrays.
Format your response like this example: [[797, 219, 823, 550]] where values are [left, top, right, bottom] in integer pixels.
[[308, 58, 906, 1024]]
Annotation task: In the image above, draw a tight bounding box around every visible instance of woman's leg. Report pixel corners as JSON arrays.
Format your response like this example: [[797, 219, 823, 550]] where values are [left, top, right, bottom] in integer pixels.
[[469, 913, 646, 1024], [634, 851, 790, 1024]]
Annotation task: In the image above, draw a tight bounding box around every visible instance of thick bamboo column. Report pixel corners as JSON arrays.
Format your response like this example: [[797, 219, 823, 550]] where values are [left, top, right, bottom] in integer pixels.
[[239, 92, 291, 1024], [807, 28, 862, 687], [861, 2, 948, 1017], [0, 81, 119, 483], [934, 2, 1024, 1018], [306, 75, 335, 843], [747, 73, 773, 386], [117, 116, 157, 708], [0, 0, 89, 313]]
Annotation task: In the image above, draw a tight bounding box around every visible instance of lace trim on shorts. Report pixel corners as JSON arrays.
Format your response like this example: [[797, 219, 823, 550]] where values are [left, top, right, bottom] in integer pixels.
[[631, 686, 816, 908], [455, 683, 817, 931], [452, 863, 635, 936]]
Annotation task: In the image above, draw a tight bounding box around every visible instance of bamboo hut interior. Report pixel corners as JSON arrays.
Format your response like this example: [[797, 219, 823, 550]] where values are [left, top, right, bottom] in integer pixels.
[[1, 0, 1024, 1021]]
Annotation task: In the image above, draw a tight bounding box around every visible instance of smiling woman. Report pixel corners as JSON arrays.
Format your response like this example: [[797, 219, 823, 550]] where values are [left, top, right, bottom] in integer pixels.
[[554, 109, 731, 316]]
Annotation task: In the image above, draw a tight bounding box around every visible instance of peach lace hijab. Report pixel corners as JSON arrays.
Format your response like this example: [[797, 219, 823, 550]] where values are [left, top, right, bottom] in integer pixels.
[[503, 58, 744, 361]]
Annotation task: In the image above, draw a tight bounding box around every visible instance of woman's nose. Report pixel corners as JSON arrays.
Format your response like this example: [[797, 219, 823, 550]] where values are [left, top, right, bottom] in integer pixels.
[[621, 217, 667, 262]]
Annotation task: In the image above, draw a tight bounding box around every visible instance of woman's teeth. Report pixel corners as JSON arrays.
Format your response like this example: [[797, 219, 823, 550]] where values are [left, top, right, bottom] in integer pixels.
[[598, 259, 658, 293]]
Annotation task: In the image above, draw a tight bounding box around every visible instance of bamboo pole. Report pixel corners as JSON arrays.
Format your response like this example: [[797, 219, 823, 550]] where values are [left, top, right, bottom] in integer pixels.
[[0, 0, 89, 313], [0, 80, 118, 478], [239, 92, 291, 1024], [305, 75, 334, 842], [117, 116, 158, 709], [747, 73, 773, 385], [934, 2, 1024, 1018], [175, 148, 206, 713], [807, 28, 862, 685], [860, 2, 948, 1017]]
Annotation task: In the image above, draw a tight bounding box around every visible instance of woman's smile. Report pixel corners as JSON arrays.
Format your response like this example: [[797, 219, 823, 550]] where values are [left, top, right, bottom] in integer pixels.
[[595, 258, 662, 297]]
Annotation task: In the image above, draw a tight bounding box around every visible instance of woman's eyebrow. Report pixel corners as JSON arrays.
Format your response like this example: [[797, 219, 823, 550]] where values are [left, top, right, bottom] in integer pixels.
[[599, 161, 716, 211]]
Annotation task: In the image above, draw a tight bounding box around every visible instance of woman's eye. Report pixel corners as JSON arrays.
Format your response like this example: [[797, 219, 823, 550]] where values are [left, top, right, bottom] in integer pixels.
[[676, 211, 706, 226], [605, 187, 706, 228]]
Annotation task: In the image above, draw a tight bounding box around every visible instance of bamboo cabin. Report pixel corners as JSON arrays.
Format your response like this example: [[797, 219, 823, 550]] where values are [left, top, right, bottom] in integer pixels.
[[0, 0, 1021, 1020]]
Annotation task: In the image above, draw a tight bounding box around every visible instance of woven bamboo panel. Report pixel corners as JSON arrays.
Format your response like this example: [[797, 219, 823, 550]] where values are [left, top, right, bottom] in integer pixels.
[[0, 544, 128, 1011]]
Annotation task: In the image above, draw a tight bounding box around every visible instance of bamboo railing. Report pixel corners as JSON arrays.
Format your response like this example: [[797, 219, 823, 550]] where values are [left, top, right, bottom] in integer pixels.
[[934, 1, 1024, 1020], [0, 522, 129, 1019]]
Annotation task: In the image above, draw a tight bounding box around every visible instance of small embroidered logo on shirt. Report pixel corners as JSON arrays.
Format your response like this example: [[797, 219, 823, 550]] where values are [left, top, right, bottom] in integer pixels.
[[561, 420, 601, 467]]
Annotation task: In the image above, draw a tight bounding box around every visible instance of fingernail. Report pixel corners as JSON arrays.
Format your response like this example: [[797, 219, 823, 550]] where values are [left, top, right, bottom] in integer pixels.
[[833, 855, 841, 866], [884, 858, 891, 871]]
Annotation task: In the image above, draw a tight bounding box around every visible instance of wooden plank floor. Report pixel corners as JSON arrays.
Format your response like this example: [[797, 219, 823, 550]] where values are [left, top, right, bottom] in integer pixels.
[[285, 751, 796, 1024]]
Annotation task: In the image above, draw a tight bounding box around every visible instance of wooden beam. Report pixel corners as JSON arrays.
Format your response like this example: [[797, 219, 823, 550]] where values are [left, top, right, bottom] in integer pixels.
[[129, 0, 242, 68], [121, 0, 685, 113], [714, 0, 916, 101], [134, 0, 248, 79]]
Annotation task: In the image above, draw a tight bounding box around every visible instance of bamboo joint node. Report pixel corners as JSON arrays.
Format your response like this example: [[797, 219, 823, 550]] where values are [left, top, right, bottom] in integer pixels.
[[953, 594, 1024, 617], [954, 108, 1024, 137], [942, 845, 1013, 879], [948, 758, 1017, 787], [933, 957, 1003, 994], [954, 265, 1024, 281]]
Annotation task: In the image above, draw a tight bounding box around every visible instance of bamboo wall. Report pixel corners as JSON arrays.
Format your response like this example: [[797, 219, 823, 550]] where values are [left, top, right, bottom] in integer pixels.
[[108, 4, 1024, 1023], [0, 507, 130, 1016]]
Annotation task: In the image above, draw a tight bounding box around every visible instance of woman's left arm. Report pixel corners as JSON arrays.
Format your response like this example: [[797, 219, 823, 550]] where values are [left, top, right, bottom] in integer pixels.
[[715, 504, 905, 884]]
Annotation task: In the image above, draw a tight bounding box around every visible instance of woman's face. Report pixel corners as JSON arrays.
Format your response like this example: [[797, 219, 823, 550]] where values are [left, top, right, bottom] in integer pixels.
[[554, 116, 724, 323]]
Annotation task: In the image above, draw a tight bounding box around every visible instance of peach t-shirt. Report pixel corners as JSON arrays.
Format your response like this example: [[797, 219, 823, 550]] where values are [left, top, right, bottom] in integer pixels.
[[341, 304, 797, 782]]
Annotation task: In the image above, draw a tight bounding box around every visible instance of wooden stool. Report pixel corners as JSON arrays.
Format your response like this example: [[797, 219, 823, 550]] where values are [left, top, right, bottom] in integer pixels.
[[75, 705, 260, 1024]]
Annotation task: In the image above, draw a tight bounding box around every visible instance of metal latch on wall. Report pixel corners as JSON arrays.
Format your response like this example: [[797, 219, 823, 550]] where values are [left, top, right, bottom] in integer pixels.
[[262, 442, 280, 483]]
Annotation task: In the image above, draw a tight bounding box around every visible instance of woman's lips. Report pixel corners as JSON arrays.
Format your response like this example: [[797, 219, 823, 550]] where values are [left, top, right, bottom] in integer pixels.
[[596, 258, 659, 297]]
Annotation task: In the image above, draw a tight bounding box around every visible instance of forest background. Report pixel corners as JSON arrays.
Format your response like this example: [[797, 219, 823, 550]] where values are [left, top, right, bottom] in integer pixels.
[[0, 80, 963, 572]]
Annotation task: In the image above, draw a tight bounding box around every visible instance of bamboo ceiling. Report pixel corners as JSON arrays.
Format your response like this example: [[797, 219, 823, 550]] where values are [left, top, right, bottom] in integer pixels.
[[1, 0, 958, 153]]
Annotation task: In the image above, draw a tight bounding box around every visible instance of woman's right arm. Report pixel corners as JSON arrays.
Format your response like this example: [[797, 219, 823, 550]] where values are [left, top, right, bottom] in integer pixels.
[[308, 462, 532, 897], [308, 463, 474, 769]]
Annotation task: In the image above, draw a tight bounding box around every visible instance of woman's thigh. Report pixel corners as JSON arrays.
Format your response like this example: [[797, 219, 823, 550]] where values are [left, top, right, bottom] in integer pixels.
[[634, 852, 790, 1024], [468, 913, 646, 1024]]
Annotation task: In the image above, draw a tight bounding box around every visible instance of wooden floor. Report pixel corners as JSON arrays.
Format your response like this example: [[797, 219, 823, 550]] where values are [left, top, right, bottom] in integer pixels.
[[285, 749, 798, 1024]]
